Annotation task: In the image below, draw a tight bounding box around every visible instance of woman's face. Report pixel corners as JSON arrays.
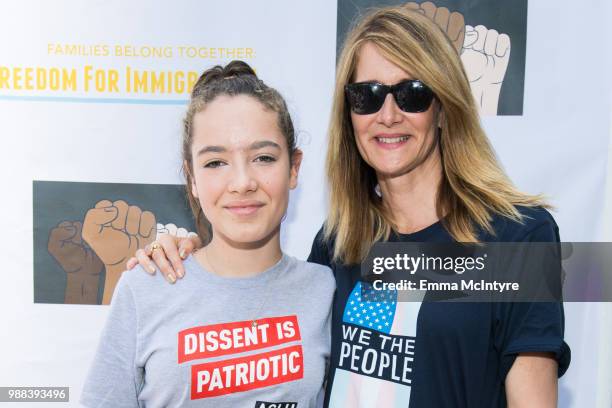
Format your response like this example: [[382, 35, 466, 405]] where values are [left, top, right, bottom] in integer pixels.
[[190, 95, 301, 247], [350, 42, 439, 178]]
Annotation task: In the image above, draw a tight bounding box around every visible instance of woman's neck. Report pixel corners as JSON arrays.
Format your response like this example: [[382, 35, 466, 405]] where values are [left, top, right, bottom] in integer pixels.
[[194, 228, 283, 278], [377, 147, 443, 234]]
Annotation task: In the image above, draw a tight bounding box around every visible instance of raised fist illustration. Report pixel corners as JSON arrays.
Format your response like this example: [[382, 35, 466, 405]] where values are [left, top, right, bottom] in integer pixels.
[[156, 222, 198, 239], [83, 199, 156, 304], [404, 1, 465, 53], [460, 24, 511, 115], [47, 220, 103, 304]]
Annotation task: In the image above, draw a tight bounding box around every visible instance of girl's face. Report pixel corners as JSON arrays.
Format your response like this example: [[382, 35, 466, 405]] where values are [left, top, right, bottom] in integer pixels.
[[190, 95, 301, 248], [350, 42, 439, 179]]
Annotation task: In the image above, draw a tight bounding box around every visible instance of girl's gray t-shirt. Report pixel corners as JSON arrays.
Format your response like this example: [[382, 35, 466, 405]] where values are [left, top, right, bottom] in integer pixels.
[[81, 253, 335, 408]]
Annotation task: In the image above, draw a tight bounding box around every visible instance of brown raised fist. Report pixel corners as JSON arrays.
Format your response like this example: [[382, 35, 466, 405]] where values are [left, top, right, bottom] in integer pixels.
[[83, 199, 156, 304], [404, 1, 465, 53], [48, 220, 103, 304]]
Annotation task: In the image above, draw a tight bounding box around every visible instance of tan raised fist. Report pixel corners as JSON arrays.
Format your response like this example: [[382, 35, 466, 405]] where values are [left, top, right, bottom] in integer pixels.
[[83, 199, 156, 304], [404, 1, 465, 53], [48, 220, 103, 304]]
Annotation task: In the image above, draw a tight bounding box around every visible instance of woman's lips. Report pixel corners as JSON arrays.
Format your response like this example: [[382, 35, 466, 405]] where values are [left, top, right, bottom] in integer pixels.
[[374, 135, 410, 150]]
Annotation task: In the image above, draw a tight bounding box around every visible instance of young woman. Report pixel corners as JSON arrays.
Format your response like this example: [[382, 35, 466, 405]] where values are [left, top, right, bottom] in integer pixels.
[[129, 6, 570, 407], [81, 61, 334, 407]]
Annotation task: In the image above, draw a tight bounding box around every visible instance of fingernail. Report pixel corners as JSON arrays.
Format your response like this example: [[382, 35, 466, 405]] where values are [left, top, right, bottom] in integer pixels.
[[147, 265, 156, 274], [166, 274, 176, 284], [179, 249, 186, 259], [176, 269, 184, 278]]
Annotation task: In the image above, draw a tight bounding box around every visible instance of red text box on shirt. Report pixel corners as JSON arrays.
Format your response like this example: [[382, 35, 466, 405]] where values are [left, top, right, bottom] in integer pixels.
[[190, 344, 304, 399], [178, 315, 301, 363]]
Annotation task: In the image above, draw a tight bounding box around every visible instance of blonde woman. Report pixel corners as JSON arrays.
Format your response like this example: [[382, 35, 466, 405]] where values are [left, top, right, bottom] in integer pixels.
[[129, 6, 570, 407]]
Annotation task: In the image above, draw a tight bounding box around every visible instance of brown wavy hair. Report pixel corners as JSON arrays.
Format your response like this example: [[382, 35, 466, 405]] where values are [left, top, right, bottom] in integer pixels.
[[182, 60, 297, 243]]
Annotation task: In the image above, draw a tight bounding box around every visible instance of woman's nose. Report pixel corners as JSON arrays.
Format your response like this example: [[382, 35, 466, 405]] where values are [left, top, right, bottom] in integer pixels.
[[376, 93, 403, 126]]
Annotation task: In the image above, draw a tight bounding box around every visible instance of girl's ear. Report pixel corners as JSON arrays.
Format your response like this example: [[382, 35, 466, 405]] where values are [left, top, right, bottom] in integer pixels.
[[289, 149, 303, 190]]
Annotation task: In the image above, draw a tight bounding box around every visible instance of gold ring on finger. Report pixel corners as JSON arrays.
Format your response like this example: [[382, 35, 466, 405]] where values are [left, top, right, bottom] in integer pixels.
[[150, 242, 162, 253]]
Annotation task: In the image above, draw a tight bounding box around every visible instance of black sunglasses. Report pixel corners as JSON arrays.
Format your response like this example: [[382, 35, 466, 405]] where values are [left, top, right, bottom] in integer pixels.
[[345, 79, 434, 115]]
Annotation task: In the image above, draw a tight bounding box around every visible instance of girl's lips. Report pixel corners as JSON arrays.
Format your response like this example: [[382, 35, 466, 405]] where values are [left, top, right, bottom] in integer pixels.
[[224, 204, 264, 216]]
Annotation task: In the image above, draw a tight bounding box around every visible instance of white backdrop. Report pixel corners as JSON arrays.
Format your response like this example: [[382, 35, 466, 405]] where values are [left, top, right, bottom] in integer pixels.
[[0, 0, 610, 406]]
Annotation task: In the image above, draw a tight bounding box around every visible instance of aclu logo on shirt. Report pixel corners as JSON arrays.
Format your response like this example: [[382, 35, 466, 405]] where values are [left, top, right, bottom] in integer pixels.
[[329, 282, 422, 407], [254, 401, 298, 408]]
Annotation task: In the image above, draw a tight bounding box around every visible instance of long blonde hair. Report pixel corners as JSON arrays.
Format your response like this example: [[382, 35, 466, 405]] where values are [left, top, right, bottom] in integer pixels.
[[325, 6, 546, 263]]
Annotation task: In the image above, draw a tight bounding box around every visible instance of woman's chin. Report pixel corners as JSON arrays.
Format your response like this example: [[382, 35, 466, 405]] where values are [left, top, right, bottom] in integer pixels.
[[373, 164, 416, 180]]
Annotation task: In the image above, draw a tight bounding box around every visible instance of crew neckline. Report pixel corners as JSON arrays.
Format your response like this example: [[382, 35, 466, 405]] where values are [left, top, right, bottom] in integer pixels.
[[184, 252, 291, 288], [392, 219, 445, 241]]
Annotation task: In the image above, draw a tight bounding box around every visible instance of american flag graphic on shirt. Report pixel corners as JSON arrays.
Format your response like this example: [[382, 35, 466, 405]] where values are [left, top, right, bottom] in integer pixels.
[[342, 281, 398, 333], [329, 282, 422, 408]]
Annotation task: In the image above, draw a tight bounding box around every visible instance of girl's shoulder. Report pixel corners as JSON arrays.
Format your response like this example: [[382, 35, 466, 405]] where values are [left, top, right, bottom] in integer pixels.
[[286, 255, 336, 290]]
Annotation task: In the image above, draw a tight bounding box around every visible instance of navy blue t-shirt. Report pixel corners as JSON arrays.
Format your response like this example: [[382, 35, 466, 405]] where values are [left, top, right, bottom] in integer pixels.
[[308, 206, 571, 408]]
